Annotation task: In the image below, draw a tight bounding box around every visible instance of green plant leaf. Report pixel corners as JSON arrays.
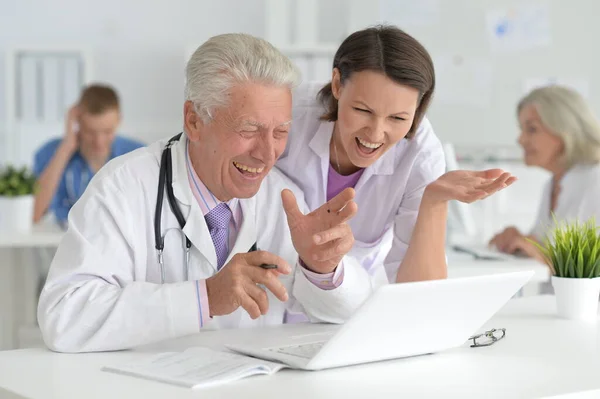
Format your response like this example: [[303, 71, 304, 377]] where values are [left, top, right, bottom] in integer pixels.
[[566, 253, 575, 277], [527, 236, 551, 263], [555, 241, 565, 277], [543, 216, 600, 278], [590, 239, 600, 265], [576, 245, 584, 278], [0, 165, 36, 196], [589, 257, 600, 279]]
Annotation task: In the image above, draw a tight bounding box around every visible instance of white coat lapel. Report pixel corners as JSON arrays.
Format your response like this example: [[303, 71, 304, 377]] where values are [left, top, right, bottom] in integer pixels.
[[353, 148, 395, 192], [169, 134, 219, 271], [182, 204, 219, 271], [307, 120, 397, 194], [309, 121, 335, 205]]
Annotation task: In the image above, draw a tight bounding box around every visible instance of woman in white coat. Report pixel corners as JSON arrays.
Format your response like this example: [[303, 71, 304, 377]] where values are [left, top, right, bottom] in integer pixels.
[[490, 86, 600, 261], [276, 25, 516, 285]]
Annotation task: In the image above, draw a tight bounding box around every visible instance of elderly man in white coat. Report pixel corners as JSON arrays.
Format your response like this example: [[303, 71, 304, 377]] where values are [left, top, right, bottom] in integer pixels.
[[37, 33, 378, 353]]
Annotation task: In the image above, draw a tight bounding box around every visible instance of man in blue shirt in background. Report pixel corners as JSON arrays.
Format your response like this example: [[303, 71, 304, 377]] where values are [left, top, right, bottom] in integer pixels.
[[33, 84, 145, 225]]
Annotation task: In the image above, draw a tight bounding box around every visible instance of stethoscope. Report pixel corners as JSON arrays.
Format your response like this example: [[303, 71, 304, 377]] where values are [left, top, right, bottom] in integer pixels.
[[64, 166, 90, 207], [154, 133, 192, 283]]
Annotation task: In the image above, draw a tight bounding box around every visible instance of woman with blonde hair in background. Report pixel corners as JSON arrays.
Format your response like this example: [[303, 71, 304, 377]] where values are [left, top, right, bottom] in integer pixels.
[[490, 85, 600, 261]]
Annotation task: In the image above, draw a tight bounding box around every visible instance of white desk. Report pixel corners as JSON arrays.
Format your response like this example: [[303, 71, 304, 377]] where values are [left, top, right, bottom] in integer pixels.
[[445, 234, 551, 297], [0, 296, 598, 399], [0, 221, 64, 350], [447, 248, 551, 295], [448, 256, 550, 280], [0, 221, 64, 248]]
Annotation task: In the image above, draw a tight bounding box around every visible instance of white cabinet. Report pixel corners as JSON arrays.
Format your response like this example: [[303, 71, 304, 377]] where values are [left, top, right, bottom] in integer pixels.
[[3, 47, 91, 167]]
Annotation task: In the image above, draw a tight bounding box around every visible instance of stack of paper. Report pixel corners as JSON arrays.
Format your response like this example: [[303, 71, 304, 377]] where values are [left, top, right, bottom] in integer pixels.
[[102, 347, 287, 389]]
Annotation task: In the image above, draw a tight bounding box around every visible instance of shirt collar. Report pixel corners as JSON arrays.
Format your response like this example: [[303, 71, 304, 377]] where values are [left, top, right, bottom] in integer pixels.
[[185, 137, 239, 218], [307, 120, 396, 176]]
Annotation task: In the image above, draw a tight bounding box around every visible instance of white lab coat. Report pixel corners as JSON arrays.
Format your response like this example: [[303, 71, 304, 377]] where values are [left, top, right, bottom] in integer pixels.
[[531, 163, 600, 240], [38, 135, 376, 353], [277, 82, 446, 283]]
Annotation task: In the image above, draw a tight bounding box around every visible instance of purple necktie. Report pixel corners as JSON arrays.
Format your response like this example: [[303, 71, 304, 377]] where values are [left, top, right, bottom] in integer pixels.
[[205, 203, 233, 270]]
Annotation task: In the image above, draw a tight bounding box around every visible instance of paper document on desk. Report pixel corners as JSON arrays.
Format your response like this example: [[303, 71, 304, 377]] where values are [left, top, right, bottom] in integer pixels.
[[102, 347, 287, 389], [452, 244, 522, 261]]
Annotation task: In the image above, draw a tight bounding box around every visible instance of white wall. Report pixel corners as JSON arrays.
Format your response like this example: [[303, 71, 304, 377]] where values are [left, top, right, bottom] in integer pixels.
[[0, 0, 266, 147], [3, 0, 598, 160], [347, 0, 600, 152], [315, 0, 349, 44], [0, 50, 6, 157]]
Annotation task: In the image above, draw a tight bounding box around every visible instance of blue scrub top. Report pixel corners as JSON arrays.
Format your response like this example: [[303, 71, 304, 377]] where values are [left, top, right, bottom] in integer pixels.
[[33, 135, 145, 223]]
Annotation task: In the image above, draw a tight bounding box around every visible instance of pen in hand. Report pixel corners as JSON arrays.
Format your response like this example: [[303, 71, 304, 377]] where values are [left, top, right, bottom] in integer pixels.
[[249, 243, 278, 270]]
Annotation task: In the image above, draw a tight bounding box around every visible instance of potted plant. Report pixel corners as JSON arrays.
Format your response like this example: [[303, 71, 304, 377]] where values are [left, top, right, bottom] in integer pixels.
[[0, 165, 37, 233], [533, 217, 600, 322]]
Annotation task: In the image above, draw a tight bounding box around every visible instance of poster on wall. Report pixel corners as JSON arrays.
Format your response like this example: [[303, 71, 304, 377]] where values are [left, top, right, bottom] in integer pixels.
[[486, 2, 552, 53]]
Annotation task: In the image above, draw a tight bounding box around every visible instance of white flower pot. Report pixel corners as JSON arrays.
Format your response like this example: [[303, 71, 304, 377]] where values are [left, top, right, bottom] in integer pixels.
[[551, 276, 600, 322], [0, 195, 34, 233]]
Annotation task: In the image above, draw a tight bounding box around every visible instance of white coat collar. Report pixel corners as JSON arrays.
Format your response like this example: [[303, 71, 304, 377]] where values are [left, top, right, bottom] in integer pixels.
[[169, 133, 258, 272], [307, 120, 396, 177], [170, 134, 192, 206]]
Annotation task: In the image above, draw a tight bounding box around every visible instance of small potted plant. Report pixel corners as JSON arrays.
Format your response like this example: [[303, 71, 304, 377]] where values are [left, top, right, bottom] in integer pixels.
[[533, 217, 600, 322], [0, 165, 37, 232]]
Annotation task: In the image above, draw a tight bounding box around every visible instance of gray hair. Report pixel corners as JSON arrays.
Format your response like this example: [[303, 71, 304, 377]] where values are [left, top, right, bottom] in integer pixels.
[[185, 33, 301, 123], [517, 86, 600, 167]]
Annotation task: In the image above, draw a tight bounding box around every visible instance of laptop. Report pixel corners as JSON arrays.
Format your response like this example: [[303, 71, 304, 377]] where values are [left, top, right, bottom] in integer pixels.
[[227, 271, 533, 370]]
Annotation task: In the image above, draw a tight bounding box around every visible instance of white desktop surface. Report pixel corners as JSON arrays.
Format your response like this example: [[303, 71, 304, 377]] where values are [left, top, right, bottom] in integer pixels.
[[0, 296, 598, 399], [0, 220, 64, 350], [448, 257, 550, 281], [447, 248, 551, 286], [0, 221, 64, 248]]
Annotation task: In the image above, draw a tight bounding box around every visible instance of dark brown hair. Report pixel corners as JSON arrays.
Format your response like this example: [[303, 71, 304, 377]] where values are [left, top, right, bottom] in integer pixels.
[[78, 84, 120, 115], [318, 25, 435, 139]]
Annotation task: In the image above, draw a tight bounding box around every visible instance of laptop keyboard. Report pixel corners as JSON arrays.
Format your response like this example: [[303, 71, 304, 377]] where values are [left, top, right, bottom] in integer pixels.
[[268, 341, 326, 359]]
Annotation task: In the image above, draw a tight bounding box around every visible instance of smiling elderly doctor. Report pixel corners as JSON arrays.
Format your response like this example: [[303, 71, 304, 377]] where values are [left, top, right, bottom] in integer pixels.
[[37, 33, 374, 353]]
